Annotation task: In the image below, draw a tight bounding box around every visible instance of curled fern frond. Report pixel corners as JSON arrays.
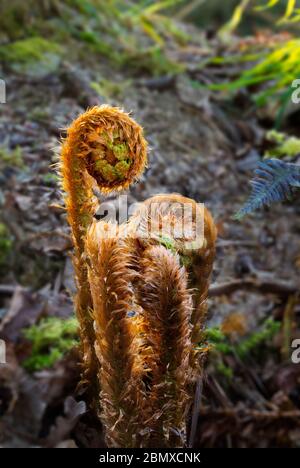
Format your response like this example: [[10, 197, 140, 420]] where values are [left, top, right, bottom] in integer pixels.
[[235, 158, 300, 219], [60, 105, 147, 393], [128, 193, 206, 252]]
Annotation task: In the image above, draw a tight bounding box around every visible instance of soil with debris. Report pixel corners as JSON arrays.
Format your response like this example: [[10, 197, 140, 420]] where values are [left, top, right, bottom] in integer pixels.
[[0, 30, 300, 448]]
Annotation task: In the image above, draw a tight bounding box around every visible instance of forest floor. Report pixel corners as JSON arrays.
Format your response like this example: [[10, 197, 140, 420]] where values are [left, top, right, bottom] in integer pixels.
[[0, 21, 300, 448]]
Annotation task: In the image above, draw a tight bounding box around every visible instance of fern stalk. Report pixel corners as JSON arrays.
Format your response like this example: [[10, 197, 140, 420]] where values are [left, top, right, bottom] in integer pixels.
[[138, 245, 193, 447], [86, 223, 140, 447]]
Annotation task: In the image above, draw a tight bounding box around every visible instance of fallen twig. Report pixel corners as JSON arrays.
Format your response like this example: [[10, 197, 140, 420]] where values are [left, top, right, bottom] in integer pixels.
[[200, 407, 300, 421], [0, 285, 25, 296], [188, 377, 203, 448], [136, 75, 176, 91], [209, 277, 299, 297]]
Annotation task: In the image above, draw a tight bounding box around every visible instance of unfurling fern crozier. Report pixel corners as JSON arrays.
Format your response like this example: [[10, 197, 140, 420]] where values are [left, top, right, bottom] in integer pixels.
[[60, 106, 216, 448]]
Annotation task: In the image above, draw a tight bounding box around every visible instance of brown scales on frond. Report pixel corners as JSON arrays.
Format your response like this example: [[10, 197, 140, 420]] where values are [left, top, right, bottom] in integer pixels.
[[138, 245, 193, 447], [86, 222, 140, 447], [60, 106, 216, 448], [128, 193, 217, 369]]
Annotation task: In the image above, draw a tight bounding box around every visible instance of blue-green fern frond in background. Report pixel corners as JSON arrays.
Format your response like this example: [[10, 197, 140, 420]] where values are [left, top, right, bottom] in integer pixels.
[[234, 158, 300, 219]]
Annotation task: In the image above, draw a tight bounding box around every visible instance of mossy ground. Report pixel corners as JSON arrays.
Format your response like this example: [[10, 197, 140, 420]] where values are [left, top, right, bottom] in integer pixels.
[[0, 145, 24, 169], [0, 1, 185, 77], [204, 318, 281, 379], [0, 37, 63, 77], [23, 317, 79, 372]]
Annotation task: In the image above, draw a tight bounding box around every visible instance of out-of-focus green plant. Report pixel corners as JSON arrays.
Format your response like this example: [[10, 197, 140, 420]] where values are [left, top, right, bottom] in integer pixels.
[[0, 223, 13, 267], [205, 318, 281, 358], [0, 37, 63, 77], [219, 0, 252, 37], [204, 318, 281, 379], [255, 0, 299, 24], [209, 39, 300, 109], [265, 130, 300, 158], [91, 78, 131, 99], [75, 0, 187, 74], [221, 0, 299, 37], [0, 145, 24, 168], [23, 317, 78, 372], [0, 1, 187, 76], [42, 172, 60, 186], [216, 1, 300, 122]]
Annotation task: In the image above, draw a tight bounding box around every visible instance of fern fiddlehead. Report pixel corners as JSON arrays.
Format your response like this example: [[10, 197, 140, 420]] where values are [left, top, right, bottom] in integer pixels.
[[61, 107, 216, 448]]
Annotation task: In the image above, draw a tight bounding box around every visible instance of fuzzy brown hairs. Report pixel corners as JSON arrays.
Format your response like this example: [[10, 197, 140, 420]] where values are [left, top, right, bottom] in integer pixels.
[[60, 106, 216, 448]]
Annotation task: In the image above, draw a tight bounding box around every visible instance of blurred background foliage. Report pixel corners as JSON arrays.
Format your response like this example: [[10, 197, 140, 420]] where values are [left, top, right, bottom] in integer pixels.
[[1, 1, 299, 219], [1, 1, 300, 448], [1, 1, 299, 94]]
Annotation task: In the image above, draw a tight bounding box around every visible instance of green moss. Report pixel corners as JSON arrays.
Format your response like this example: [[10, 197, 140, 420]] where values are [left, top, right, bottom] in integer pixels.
[[204, 327, 232, 354], [0, 1, 30, 40], [0, 145, 24, 168], [216, 362, 233, 380], [237, 318, 281, 358], [23, 316, 79, 372], [0, 37, 62, 76], [0, 37, 61, 62], [0, 1, 61, 40], [42, 172, 59, 186], [91, 79, 131, 99], [23, 348, 64, 372], [125, 46, 184, 76], [205, 318, 281, 359], [266, 130, 285, 145], [0, 1, 188, 77], [0, 223, 13, 267], [206, 326, 226, 343], [204, 319, 281, 382], [0, 2, 187, 77], [78, 29, 124, 66]]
